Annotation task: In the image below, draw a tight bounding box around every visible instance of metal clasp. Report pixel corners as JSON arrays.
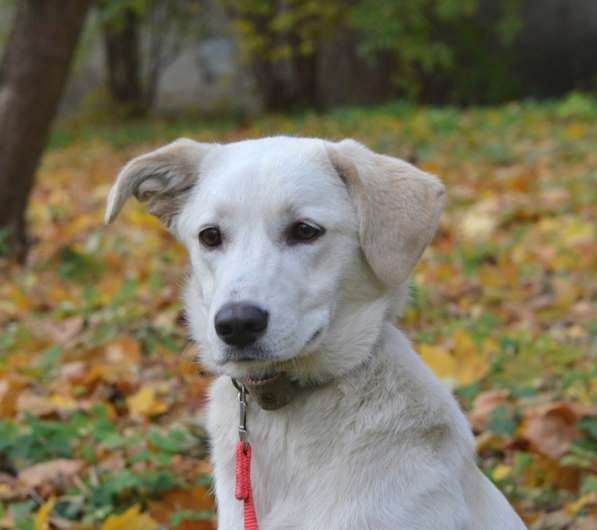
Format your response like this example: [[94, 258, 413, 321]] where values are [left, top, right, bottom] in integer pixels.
[[232, 378, 248, 449]]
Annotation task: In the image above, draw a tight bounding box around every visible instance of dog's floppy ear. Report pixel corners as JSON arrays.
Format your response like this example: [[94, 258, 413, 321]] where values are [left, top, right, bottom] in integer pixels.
[[104, 138, 214, 227], [328, 139, 445, 287]]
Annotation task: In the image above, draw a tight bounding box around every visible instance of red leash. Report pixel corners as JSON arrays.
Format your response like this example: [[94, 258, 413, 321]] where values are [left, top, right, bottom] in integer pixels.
[[233, 379, 260, 530], [235, 441, 259, 530]]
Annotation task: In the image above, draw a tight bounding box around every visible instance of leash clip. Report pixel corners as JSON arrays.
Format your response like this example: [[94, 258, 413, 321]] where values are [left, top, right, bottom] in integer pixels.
[[232, 378, 249, 449]]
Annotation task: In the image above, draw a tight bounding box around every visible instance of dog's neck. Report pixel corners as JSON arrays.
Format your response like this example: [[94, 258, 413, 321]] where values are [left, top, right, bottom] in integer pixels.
[[235, 327, 385, 411], [234, 373, 301, 410]]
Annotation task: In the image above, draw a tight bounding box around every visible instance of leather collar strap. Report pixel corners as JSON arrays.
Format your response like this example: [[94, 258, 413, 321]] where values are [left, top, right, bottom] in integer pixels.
[[233, 373, 300, 411]]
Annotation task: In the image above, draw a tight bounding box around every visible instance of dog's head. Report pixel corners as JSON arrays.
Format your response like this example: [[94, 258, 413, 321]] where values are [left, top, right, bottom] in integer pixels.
[[105, 137, 444, 382]]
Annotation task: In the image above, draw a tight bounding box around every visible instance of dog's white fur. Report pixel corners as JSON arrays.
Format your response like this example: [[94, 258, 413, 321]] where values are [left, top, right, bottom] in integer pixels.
[[106, 136, 526, 530]]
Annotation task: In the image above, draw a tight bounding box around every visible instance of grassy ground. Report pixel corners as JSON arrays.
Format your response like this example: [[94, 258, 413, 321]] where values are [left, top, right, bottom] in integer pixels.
[[0, 94, 595, 529]]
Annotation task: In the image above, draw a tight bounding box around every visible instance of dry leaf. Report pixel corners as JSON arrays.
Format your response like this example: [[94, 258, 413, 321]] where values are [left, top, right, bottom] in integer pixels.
[[100, 505, 158, 530], [105, 336, 141, 364], [149, 485, 215, 529], [0, 473, 26, 500], [451, 329, 490, 385], [41, 316, 84, 345], [19, 459, 84, 490], [492, 464, 511, 481], [16, 392, 58, 417], [458, 198, 499, 242], [522, 402, 580, 460], [566, 492, 597, 515], [0, 376, 26, 417], [419, 344, 456, 386], [34, 497, 55, 530], [469, 390, 510, 431], [127, 386, 167, 418]]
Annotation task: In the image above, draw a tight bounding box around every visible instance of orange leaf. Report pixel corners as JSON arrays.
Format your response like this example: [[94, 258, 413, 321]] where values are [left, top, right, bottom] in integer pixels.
[[0, 376, 26, 417], [522, 402, 580, 460], [105, 336, 141, 364], [149, 485, 215, 530], [469, 390, 510, 431]]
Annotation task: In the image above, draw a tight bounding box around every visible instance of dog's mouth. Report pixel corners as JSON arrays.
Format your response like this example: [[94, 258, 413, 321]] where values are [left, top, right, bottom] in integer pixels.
[[238, 372, 281, 386]]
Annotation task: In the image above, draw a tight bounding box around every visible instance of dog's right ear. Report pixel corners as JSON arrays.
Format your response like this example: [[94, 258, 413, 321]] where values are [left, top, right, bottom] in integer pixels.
[[104, 138, 215, 228]]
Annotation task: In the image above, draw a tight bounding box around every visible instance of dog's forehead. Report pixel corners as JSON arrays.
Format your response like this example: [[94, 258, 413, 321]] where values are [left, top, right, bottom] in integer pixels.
[[192, 137, 347, 217]]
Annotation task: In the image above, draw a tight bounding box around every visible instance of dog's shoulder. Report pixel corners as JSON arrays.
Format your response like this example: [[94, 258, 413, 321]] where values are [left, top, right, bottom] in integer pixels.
[[340, 324, 474, 449]]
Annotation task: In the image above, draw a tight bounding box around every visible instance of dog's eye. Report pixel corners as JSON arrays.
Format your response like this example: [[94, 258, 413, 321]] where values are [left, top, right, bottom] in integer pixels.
[[199, 226, 222, 248], [288, 221, 324, 244]]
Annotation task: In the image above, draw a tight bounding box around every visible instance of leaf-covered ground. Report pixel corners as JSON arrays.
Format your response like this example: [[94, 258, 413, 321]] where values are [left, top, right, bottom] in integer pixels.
[[1, 95, 595, 529]]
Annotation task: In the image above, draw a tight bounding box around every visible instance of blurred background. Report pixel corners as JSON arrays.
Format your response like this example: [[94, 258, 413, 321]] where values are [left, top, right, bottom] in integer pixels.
[[0, 1, 595, 529]]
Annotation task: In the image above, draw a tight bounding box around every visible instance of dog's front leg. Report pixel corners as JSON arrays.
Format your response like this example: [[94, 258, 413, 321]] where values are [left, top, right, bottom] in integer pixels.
[[214, 472, 244, 530]]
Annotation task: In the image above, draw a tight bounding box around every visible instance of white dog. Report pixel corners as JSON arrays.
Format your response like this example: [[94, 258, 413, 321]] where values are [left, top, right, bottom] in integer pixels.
[[105, 137, 526, 530]]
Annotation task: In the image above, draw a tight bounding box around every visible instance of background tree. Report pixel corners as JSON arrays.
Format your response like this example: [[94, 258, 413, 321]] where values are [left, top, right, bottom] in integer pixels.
[[101, 2, 144, 115], [350, 0, 523, 104], [221, 0, 345, 110], [222, 0, 525, 109], [0, 0, 91, 261], [99, 0, 204, 116]]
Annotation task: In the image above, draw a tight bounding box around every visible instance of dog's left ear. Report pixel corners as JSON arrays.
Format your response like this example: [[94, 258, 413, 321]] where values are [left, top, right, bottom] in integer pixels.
[[328, 139, 446, 287], [104, 138, 215, 228]]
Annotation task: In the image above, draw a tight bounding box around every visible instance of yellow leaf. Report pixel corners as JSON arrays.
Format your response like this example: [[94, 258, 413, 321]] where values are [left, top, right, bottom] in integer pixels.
[[565, 123, 585, 141], [455, 353, 490, 386], [458, 199, 499, 242], [566, 492, 597, 515], [492, 464, 511, 481], [101, 505, 159, 530], [34, 497, 55, 530], [451, 330, 490, 385], [419, 344, 456, 387], [48, 394, 78, 412], [127, 386, 167, 418]]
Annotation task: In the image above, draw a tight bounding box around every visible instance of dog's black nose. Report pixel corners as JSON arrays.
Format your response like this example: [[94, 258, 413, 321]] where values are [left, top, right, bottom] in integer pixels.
[[214, 302, 269, 348]]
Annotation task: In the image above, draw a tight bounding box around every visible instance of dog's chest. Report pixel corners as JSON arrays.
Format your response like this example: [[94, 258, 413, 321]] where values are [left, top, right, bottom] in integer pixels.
[[207, 377, 359, 524]]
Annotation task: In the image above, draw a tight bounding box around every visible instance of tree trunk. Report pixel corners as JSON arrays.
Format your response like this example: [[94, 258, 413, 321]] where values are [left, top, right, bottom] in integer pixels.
[[0, 0, 91, 262], [292, 51, 321, 108], [252, 59, 297, 112], [103, 9, 144, 115]]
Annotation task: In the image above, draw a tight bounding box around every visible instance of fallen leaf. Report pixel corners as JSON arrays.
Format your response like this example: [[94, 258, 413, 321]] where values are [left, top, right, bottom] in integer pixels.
[[149, 485, 215, 529], [127, 386, 167, 418], [61, 361, 87, 381], [38, 316, 84, 345], [105, 336, 142, 364], [0, 376, 26, 417], [531, 509, 574, 530], [452, 330, 490, 385], [469, 390, 510, 431], [34, 497, 55, 530], [458, 198, 499, 242], [19, 459, 84, 490], [492, 464, 511, 481], [0, 472, 27, 500], [47, 393, 79, 413], [566, 492, 597, 515], [419, 344, 456, 387], [16, 392, 58, 417], [522, 402, 580, 460], [100, 505, 158, 530]]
